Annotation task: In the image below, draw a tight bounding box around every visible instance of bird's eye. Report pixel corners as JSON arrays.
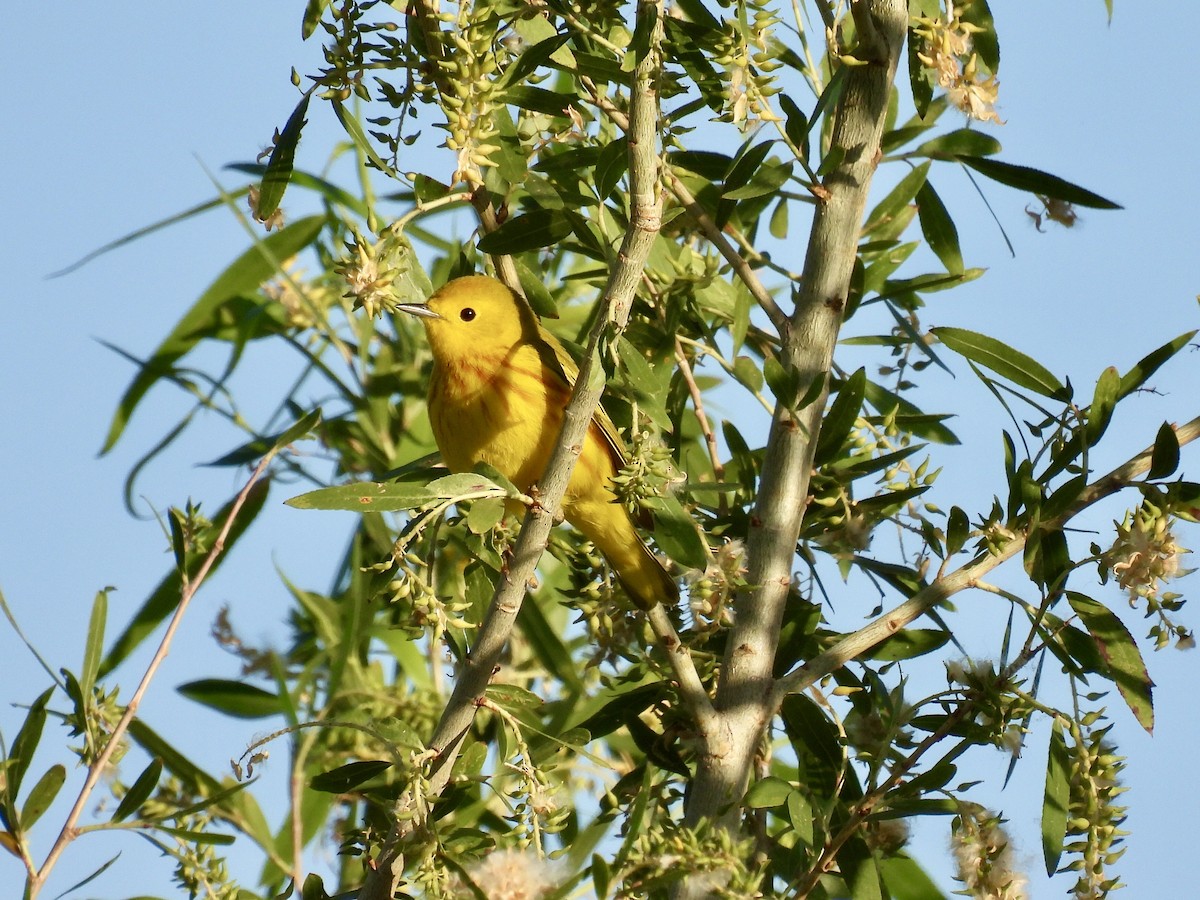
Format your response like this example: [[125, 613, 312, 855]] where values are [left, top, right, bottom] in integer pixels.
[[460, 307, 477, 322]]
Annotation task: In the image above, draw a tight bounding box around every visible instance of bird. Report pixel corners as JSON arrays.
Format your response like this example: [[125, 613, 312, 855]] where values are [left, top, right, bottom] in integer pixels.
[[396, 275, 677, 610]]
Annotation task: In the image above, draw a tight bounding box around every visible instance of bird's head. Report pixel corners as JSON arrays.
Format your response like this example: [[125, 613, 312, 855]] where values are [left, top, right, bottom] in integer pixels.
[[397, 275, 536, 362]]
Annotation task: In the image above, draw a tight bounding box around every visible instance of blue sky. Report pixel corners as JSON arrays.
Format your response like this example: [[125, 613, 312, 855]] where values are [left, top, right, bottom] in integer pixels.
[[3, 3, 1198, 897]]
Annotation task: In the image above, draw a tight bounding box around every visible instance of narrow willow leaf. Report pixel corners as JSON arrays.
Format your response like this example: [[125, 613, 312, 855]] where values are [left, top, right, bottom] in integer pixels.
[[917, 180, 963, 274], [6, 687, 53, 810], [912, 128, 1002, 160], [177, 679, 284, 720], [815, 368, 867, 466], [112, 757, 163, 823], [932, 326, 1067, 399], [862, 628, 950, 661], [331, 99, 400, 179], [960, 0, 999, 71], [101, 216, 326, 453], [945, 506, 969, 556], [1042, 719, 1070, 875], [878, 853, 948, 900], [476, 208, 573, 254], [1148, 422, 1181, 480], [256, 92, 311, 220], [309, 760, 392, 793], [19, 764, 65, 831], [1119, 330, 1197, 399], [81, 588, 108, 697], [1086, 366, 1120, 445], [959, 156, 1122, 209], [906, 27, 935, 119], [838, 836, 884, 900], [485, 683, 544, 710], [1067, 591, 1155, 733]]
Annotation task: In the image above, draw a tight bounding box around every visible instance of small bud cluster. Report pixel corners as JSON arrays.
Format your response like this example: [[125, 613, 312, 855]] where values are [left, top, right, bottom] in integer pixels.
[[435, 1, 508, 186], [950, 803, 1029, 900], [261, 261, 339, 331], [611, 429, 676, 517], [1062, 715, 1128, 899], [619, 821, 757, 898], [913, 3, 1003, 124], [705, 1, 783, 129], [945, 660, 1029, 756], [686, 539, 747, 630], [1100, 500, 1192, 649], [336, 229, 409, 319]]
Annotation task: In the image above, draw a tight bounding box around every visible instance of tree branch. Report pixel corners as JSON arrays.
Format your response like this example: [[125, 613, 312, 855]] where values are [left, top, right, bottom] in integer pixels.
[[358, 5, 666, 896], [774, 412, 1200, 702], [674, 3, 908, 895]]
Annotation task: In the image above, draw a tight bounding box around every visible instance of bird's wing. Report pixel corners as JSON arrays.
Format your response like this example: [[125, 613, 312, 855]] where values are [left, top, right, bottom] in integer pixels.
[[534, 321, 630, 468]]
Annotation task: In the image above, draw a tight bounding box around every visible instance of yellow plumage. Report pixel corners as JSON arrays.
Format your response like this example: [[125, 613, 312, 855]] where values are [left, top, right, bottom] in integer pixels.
[[398, 275, 677, 610]]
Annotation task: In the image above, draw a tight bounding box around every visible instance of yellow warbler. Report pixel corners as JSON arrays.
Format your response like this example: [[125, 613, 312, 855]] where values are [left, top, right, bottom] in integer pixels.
[[397, 275, 677, 610]]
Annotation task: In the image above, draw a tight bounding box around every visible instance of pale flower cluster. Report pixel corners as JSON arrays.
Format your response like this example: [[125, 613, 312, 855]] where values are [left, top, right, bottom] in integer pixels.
[[1105, 505, 1189, 601], [951, 804, 1028, 900], [915, 3, 1003, 124], [462, 850, 555, 900]]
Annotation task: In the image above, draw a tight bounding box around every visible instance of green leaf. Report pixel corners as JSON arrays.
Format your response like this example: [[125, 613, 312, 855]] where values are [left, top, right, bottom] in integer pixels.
[[5, 687, 53, 822], [932, 326, 1067, 399], [815, 368, 867, 466], [81, 588, 109, 697], [153, 825, 236, 846], [477, 208, 574, 254], [1067, 592, 1155, 733], [1086, 366, 1120, 446], [256, 92, 311, 221], [862, 628, 950, 661], [113, 757, 164, 822], [177, 679, 284, 719], [1119, 330, 1197, 399], [331, 99, 400, 179], [722, 160, 793, 201], [19, 764, 65, 831], [960, 0, 999, 72], [912, 128, 1002, 160], [781, 694, 843, 802], [485, 683, 545, 711], [906, 27, 935, 119], [1148, 422, 1181, 480], [649, 492, 707, 570], [945, 506, 969, 556], [744, 776, 793, 809], [514, 258, 559, 318], [838, 835, 883, 900], [310, 760, 392, 793], [101, 480, 270, 676], [916, 181, 963, 274], [286, 473, 506, 512], [466, 497, 506, 534], [958, 156, 1122, 209], [879, 853, 948, 900], [101, 216, 326, 453], [1042, 719, 1071, 875]]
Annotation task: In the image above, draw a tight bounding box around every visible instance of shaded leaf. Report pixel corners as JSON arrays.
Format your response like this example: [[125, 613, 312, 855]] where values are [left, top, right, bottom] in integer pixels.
[[959, 156, 1121, 209], [744, 776, 793, 809], [477, 209, 573, 254], [815, 368, 867, 467], [20, 764, 65, 831], [1042, 719, 1070, 875], [256, 92, 311, 221], [1067, 592, 1154, 732], [916, 181, 963, 274], [113, 757, 164, 822], [1148, 422, 1180, 480], [101, 216, 326, 453], [177, 679, 284, 720], [310, 760, 392, 793], [933, 326, 1067, 400]]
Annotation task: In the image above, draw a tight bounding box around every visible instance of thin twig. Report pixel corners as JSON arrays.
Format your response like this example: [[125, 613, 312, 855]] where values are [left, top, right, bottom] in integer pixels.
[[773, 412, 1200, 703], [30, 453, 277, 898], [358, 5, 668, 896], [673, 338, 728, 516]]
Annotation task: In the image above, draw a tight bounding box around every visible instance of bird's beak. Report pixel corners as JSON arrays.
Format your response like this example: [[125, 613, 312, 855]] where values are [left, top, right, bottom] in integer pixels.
[[395, 302, 441, 319]]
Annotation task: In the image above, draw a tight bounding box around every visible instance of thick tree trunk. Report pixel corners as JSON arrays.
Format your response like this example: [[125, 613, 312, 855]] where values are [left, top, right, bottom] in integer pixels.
[[674, 3, 908, 896]]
